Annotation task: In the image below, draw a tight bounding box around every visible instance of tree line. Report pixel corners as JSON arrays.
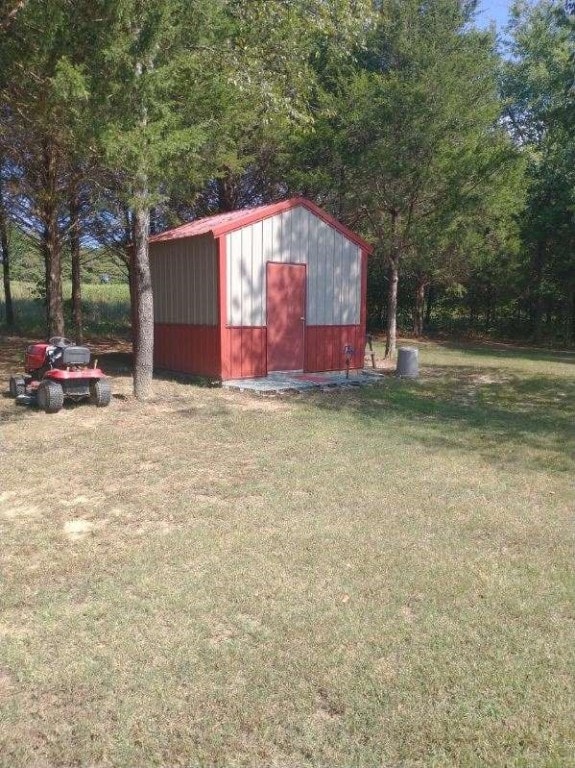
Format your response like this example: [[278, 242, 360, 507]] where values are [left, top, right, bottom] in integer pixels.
[[0, 0, 573, 398]]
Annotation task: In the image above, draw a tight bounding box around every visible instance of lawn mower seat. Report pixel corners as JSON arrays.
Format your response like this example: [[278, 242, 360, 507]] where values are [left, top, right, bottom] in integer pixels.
[[61, 345, 91, 366], [46, 338, 91, 367]]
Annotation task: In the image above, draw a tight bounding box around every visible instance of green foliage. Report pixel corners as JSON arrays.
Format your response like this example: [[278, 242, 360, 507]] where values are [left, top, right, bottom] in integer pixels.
[[285, 0, 526, 345], [502, 0, 575, 341], [92, 0, 219, 207], [4, 223, 125, 283], [1, 0, 574, 346]]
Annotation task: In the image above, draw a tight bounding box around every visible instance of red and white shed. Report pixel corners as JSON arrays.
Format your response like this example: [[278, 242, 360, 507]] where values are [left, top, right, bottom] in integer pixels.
[[149, 197, 373, 380]]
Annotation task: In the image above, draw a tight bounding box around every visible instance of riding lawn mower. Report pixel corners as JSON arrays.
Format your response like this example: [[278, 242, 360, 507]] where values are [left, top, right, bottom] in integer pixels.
[[9, 337, 111, 413]]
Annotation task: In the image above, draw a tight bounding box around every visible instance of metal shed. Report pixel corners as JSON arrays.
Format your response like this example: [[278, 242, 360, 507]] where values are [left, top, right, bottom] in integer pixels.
[[149, 197, 373, 380]]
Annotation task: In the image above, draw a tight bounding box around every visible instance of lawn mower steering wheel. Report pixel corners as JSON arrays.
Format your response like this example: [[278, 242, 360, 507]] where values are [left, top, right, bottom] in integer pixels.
[[48, 336, 72, 348]]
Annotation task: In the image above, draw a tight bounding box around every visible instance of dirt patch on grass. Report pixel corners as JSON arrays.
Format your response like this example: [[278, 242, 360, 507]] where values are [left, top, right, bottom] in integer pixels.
[[0, 668, 16, 699], [0, 491, 41, 521], [62, 519, 102, 541]]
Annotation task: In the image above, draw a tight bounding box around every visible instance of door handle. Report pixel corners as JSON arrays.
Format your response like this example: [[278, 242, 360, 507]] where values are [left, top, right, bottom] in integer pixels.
[[300, 317, 305, 321]]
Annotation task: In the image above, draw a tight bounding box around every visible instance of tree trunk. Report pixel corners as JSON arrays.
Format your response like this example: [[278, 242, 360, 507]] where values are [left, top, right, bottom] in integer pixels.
[[469, 299, 476, 329], [532, 241, 545, 342], [41, 140, 64, 337], [42, 216, 64, 337], [0, 171, 14, 326], [385, 258, 399, 358], [425, 282, 435, 328], [566, 286, 575, 345], [216, 174, 238, 213], [130, 40, 154, 400], [132, 201, 154, 400], [484, 291, 492, 333], [69, 193, 83, 343], [413, 276, 426, 337], [128, 246, 137, 352], [385, 210, 399, 359]]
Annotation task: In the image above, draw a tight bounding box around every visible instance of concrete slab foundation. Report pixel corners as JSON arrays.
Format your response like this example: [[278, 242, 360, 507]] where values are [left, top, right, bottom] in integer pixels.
[[222, 369, 385, 394]]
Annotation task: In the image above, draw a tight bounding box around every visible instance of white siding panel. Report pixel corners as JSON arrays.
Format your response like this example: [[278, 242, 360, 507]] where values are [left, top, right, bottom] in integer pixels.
[[352, 240, 362, 322], [262, 217, 274, 262], [310, 219, 334, 325], [272, 213, 282, 262], [278, 211, 290, 262], [287, 208, 296, 261], [241, 225, 253, 325], [291, 206, 307, 264], [150, 234, 218, 325], [251, 220, 265, 325], [333, 231, 343, 324], [226, 205, 362, 327], [285, 208, 294, 261], [228, 229, 243, 326], [339, 239, 350, 325], [307, 213, 319, 324]]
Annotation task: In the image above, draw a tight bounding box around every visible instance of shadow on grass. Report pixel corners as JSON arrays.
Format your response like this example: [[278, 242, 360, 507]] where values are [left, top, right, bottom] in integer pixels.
[[312, 366, 575, 473], [95, 354, 219, 388], [0, 393, 126, 425], [96, 351, 133, 378]]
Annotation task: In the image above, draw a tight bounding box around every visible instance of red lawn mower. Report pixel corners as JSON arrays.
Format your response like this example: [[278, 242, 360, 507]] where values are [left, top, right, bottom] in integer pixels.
[[9, 337, 111, 413]]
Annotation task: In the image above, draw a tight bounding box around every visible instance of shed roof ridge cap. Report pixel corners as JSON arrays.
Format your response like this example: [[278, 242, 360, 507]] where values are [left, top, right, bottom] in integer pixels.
[[149, 197, 373, 253]]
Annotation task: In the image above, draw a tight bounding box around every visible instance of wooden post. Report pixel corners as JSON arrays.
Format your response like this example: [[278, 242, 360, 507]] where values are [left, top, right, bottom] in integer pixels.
[[366, 333, 376, 369]]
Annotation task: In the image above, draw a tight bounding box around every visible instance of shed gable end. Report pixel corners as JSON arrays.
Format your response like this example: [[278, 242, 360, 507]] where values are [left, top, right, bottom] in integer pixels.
[[226, 206, 361, 327]]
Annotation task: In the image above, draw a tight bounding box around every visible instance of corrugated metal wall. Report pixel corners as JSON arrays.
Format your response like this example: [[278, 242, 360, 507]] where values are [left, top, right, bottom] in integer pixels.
[[154, 324, 220, 377], [150, 234, 218, 325], [225, 206, 361, 327]]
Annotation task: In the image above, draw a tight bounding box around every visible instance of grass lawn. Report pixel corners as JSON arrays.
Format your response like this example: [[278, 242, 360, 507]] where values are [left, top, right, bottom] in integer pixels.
[[0, 336, 573, 767], [0, 282, 131, 336]]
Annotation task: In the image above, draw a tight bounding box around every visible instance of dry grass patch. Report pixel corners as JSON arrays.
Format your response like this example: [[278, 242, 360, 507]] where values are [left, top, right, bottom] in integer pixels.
[[0, 335, 573, 767]]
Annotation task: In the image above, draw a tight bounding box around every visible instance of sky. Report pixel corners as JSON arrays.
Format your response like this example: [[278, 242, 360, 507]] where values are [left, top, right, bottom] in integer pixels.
[[476, 0, 513, 30]]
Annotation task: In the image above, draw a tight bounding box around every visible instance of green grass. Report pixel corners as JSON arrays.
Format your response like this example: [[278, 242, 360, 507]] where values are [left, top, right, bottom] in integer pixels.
[[0, 281, 130, 335], [0, 338, 573, 767]]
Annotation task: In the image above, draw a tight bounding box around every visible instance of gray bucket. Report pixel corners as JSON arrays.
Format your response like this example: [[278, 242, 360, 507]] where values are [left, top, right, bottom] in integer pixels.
[[396, 347, 419, 378]]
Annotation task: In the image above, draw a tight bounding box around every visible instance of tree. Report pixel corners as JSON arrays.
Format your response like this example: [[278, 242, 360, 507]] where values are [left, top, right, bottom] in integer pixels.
[[403, 139, 525, 336], [85, 1, 236, 398], [503, 1, 575, 342], [352, 1, 516, 355], [91, 0, 370, 399], [0, 0, 97, 338], [0, 158, 15, 326], [0, 0, 27, 31], [287, 0, 518, 354]]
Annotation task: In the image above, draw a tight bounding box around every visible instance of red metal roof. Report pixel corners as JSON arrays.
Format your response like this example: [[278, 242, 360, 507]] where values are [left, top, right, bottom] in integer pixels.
[[149, 197, 373, 253]]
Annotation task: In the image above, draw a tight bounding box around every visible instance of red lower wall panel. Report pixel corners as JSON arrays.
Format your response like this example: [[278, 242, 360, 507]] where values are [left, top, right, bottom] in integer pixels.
[[222, 327, 267, 379], [154, 324, 220, 378], [220, 325, 366, 380], [158, 324, 366, 381], [305, 325, 365, 372]]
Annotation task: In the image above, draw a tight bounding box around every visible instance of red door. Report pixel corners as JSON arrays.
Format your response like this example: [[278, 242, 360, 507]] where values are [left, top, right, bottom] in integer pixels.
[[266, 263, 306, 372]]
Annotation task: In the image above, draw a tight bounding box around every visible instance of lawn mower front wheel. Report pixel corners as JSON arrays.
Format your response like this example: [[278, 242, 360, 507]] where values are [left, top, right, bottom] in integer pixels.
[[89, 378, 112, 408], [9, 376, 26, 398], [37, 380, 64, 414]]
